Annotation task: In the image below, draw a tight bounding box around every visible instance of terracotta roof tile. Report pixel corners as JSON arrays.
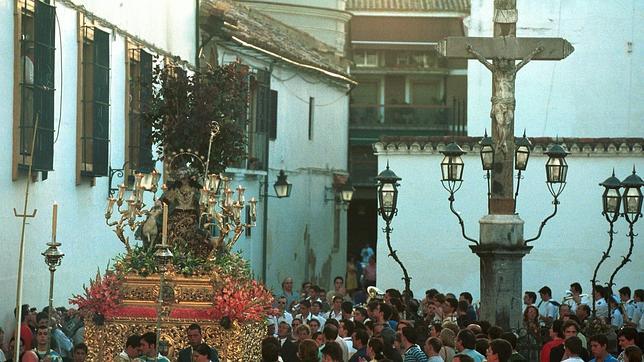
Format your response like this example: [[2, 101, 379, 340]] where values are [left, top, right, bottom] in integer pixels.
[[347, 0, 470, 13], [201, 0, 353, 82]]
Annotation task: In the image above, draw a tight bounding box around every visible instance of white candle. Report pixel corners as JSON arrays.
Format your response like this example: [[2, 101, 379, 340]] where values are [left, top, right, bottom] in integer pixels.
[[52, 202, 58, 242], [162, 203, 168, 244]]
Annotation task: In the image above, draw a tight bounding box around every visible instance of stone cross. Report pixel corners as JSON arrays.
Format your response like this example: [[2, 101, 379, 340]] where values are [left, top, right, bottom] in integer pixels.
[[436, 0, 574, 213], [435, 0, 574, 330]]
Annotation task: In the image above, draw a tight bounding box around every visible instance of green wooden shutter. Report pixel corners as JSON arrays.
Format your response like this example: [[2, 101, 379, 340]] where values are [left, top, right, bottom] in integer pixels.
[[92, 29, 110, 176], [32, 0, 56, 171], [138, 50, 154, 172], [269, 90, 277, 140]]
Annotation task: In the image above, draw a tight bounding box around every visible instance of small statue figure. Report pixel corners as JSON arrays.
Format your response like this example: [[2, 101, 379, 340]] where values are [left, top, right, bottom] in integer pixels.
[[467, 44, 543, 154], [137, 203, 162, 249]]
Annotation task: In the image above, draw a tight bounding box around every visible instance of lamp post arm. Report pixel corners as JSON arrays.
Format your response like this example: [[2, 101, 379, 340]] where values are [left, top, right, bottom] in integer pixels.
[[448, 194, 479, 245], [514, 170, 523, 212], [591, 221, 615, 318], [607, 222, 636, 289], [525, 197, 559, 244], [383, 221, 412, 317]]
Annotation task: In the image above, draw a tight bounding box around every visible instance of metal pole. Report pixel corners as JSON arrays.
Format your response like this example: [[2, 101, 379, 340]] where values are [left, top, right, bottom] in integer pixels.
[[13, 115, 40, 362], [591, 221, 615, 318], [46, 268, 55, 354], [383, 220, 412, 317], [156, 271, 165, 357]]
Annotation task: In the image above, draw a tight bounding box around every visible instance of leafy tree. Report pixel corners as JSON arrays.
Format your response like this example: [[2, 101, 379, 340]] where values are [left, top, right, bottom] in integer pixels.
[[144, 59, 248, 173]]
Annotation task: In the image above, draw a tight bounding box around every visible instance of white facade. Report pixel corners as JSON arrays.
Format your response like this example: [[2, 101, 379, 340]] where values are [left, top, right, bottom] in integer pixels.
[[374, 0, 644, 304], [0, 0, 351, 334], [374, 144, 643, 304], [467, 0, 644, 138], [217, 51, 351, 291], [239, 0, 351, 54]]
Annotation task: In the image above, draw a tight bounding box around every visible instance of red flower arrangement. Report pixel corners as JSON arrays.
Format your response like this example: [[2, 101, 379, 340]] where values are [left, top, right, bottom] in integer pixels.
[[209, 276, 274, 322], [69, 270, 123, 318]]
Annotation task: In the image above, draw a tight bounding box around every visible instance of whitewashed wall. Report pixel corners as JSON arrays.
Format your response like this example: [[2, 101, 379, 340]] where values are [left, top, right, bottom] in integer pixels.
[[467, 0, 644, 138], [218, 47, 351, 292], [240, 0, 350, 53], [375, 149, 643, 304], [0, 0, 195, 335]]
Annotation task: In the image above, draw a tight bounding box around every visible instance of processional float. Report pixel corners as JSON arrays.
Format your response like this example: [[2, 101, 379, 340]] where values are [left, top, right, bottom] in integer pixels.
[[71, 126, 272, 361]]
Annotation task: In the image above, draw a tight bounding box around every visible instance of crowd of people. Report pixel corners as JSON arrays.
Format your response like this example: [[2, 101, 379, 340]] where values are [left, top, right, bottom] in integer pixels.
[[1, 267, 641, 362], [0, 303, 218, 362], [263, 277, 644, 362]]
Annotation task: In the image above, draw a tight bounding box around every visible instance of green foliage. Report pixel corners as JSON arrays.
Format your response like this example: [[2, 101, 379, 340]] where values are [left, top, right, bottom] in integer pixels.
[[113, 245, 251, 278], [144, 60, 249, 173]]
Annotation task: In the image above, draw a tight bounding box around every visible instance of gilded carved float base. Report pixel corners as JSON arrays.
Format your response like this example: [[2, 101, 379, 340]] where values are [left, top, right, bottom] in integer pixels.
[[84, 317, 264, 361]]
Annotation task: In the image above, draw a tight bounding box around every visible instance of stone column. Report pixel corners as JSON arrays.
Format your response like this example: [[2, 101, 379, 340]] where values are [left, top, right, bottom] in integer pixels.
[[470, 214, 532, 330]]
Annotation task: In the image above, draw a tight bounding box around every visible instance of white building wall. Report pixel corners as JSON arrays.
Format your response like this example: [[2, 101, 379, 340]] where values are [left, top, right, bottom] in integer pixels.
[[0, 0, 195, 333], [375, 149, 643, 305], [240, 0, 351, 54], [266, 65, 350, 291], [467, 0, 644, 138]]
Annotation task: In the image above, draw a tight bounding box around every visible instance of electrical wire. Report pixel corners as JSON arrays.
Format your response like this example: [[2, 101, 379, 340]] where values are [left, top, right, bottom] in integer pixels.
[[53, 10, 63, 144], [541, 0, 563, 136]]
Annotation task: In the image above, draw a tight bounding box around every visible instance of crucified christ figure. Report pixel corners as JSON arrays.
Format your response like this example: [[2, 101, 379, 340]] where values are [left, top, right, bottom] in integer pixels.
[[467, 44, 543, 154]]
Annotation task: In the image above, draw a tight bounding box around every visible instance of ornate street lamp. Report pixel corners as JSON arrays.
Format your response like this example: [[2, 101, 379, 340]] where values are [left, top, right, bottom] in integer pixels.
[[376, 163, 401, 222], [273, 170, 292, 198], [515, 131, 532, 171], [525, 141, 569, 244], [513, 132, 532, 210], [621, 167, 644, 224], [591, 170, 622, 317], [607, 167, 643, 291], [479, 130, 495, 171], [440, 142, 478, 244], [375, 163, 411, 316], [544, 142, 569, 199], [440, 142, 466, 194], [479, 131, 494, 213]]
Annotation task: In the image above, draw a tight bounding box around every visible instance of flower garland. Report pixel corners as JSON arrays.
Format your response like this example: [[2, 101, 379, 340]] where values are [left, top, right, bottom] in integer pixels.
[[209, 276, 274, 322], [69, 270, 123, 318]]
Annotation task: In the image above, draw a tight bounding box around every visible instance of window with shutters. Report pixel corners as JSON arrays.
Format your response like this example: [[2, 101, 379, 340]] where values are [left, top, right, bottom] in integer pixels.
[[246, 69, 269, 170], [78, 20, 110, 178], [13, 0, 56, 179], [125, 45, 154, 179]]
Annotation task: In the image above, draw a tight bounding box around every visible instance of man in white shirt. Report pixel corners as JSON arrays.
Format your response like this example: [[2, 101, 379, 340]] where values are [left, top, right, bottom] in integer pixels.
[[538, 286, 559, 324], [592, 285, 609, 320], [568, 282, 590, 314], [327, 296, 344, 321], [276, 296, 293, 325]]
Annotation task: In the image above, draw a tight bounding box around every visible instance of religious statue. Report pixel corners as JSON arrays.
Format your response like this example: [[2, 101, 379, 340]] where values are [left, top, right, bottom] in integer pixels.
[[467, 44, 543, 154]]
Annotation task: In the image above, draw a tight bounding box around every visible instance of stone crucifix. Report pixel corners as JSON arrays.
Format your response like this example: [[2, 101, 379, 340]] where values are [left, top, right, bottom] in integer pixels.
[[436, 1, 574, 213], [434, 1, 575, 330]]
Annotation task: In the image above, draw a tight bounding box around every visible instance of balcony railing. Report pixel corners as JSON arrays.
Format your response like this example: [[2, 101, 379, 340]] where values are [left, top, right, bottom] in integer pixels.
[[349, 103, 450, 129]]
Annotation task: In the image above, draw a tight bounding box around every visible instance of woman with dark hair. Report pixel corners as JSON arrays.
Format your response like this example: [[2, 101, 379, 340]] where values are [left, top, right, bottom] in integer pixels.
[[297, 339, 320, 362], [5, 337, 38, 362], [623, 345, 642, 362], [367, 337, 386, 362], [522, 305, 541, 361]]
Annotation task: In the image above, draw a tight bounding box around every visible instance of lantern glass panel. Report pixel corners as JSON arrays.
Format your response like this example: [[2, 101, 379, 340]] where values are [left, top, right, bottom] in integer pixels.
[[381, 183, 395, 210], [515, 146, 530, 170], [341, 189, 354, 203], [624, 187, 642, 214], [605, 188, 620, 213], [546, 157, 568, 183], [480, 146, 494, 170]]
